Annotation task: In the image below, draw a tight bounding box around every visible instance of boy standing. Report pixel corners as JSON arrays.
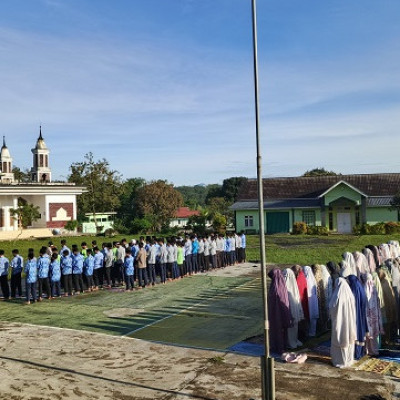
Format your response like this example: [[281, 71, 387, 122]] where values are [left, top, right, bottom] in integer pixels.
[[60, 249, 73, 296], [124, 249, 134, 291], [0, 250, 10, 300], [71, 248, 84, 294], [10, 249, 23, 298], [147, 240, 157, 286], [37, 248, 51, 301], [83, 248, 94, 291], [25, 250, 37, 304], [137, 243, 148, 288], [93, 247, 104, 290], [49, 253, 61, 297]]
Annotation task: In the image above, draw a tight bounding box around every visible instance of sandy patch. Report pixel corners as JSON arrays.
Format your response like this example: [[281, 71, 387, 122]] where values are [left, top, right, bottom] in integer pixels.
[[0, 322, 395, 400]]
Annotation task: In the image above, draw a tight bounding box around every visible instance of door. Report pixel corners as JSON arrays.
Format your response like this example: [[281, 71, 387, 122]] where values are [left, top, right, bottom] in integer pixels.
[[266, 212, 290, 234], [337, 213, 352, 233]]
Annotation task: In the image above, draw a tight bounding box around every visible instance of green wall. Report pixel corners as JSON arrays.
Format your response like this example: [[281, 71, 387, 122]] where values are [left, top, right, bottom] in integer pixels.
[[235, 206, 399, 234], [366, 207, 398, 225], [323, 183, 362, 206]]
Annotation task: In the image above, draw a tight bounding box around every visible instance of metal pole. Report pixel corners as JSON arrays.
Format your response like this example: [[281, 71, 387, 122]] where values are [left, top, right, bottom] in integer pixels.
[[250, 0, 275, 399]]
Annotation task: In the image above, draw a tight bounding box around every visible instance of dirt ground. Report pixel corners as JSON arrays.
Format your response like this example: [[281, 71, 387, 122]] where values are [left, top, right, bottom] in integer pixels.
[[0, 263, 398, 400]]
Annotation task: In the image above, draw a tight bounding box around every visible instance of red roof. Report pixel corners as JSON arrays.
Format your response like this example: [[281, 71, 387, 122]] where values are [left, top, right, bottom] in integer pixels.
[[175, 207, 200, 218]]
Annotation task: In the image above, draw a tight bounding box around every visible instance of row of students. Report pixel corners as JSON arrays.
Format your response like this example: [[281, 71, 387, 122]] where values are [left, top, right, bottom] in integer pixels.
[[0, 232, 247, 303]]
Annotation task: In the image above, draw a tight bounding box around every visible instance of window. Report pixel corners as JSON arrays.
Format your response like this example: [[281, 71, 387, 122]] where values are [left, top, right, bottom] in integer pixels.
[[244, 215, 254, 227], [302, 211, 316, 226], [329, 213, 333, 231]]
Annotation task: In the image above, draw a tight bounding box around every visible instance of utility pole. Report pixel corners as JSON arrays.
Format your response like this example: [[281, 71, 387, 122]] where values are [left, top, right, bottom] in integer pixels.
[[250, 0, 275, 399]]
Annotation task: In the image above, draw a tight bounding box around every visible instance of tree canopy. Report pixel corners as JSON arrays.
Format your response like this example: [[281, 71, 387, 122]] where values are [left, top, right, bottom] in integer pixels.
[[302, 168, 339, 177], [136, 180, 183, 232], [68, 152, 123, 220]]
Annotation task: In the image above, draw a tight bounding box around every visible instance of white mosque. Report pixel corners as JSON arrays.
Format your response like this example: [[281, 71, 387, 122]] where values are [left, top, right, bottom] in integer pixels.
[[0, 128, 85, 233]]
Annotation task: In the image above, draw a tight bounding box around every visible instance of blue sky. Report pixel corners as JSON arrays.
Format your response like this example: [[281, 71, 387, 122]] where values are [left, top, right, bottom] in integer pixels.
[[1, 0, 400, 185]]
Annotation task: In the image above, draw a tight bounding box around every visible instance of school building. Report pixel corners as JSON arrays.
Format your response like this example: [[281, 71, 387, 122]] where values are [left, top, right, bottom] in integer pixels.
[[231, 174, 400, 234], [0, 128, 85, 236]]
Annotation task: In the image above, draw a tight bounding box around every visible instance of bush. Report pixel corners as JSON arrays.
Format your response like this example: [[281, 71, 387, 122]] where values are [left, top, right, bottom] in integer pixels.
[[384, 221, 400, 234], [369, 222, 386, 235], [354, 222, 394, 235], [64, 220, 78, 232], [353, 224, 363, 235], [292, 222, 307, 235], [306, 225, 328, 235]]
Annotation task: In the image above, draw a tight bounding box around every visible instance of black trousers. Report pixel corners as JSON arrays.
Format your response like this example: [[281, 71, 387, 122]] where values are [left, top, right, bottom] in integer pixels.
[[11, 273, 22, 297], [203, 255, 210, 271], [51, 281, 61, 297], [112, 261, 123, 285], [93, 268, 103, 287], [147, 264, 156, 284], [104, 267, 111, 286], [0, 275, 9, 299], [125, 275, 134, 290], [63, 274, 73, 295], [38, 277, 51, 298], [138, 268, 148, 287], [73, 274, 84, 293], [85, 275, 94, 289]]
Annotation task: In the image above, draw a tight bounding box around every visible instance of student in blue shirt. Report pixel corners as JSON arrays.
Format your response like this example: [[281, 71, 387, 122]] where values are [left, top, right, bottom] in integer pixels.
[[60, 239, 71, 256], [240, 231, 246, 262], [37, 248, 52, 301], [0, 250, 10, 300], [71, 248, 84, 294], [93, 247, 104, 290], [49, 252, 61, 297], [191, 236, 199, 273], [10, 249, 23, 299], [25, 249, 37, 304], [60, 249, 73, 296], [124, 249, 134, 291], [83, 248, 94, 291]]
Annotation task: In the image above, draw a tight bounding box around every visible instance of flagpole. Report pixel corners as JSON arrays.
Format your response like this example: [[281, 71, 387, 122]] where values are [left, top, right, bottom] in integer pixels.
[[250, 0, 275, 399]]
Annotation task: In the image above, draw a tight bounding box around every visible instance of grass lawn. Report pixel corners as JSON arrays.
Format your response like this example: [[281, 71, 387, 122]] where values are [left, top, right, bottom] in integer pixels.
[[246, 234, 400, 265]]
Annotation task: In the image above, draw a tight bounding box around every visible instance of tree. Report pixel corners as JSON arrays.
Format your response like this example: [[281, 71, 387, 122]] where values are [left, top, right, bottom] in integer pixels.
[[302, 168, 339, 176], [10, 198, 41, 229], [220, 177, 248, 203], [176, 185, 209, 208], [187, 208, 211, 235], [136, 180, 183, 232], [204, 184, 223, 204], [116, 177, 146, 231], [207, 197, 231, 217], [12, 166, 31, 183], [212, 213, 227, 234], [68, 153, 123, 221]]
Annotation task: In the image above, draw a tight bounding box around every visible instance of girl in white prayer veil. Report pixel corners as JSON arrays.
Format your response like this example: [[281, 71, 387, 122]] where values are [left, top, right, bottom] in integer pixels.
[[363, 247, 376, 274], [379, 243, 391, 262], [353, 251, 370, 278], [329, 277, 357, 368], [389, 240, 400, 258], [303, 265, 319, 337], [320, 264, 333, 313], [361, 273, 384, 355], [283, 268, 304, 349], [341, 252, 357, 277]]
